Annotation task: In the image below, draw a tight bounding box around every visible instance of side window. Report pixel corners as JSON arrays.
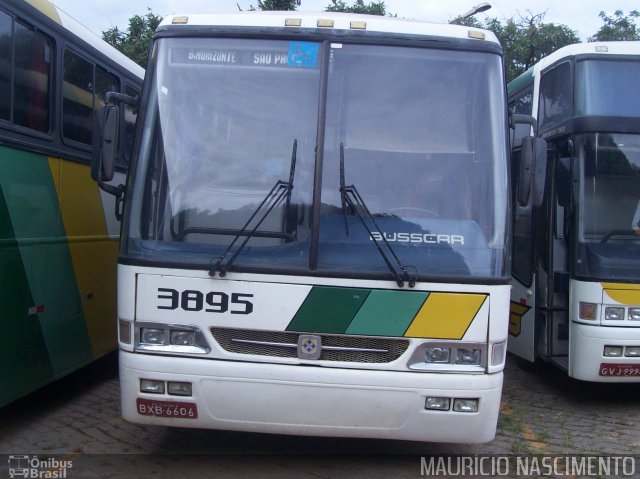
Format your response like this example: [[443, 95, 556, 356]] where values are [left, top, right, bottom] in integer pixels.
[[509, 85, 533, 148], [538, 62, 572, 134], [63, 49, 94, 144], [123, 84, 140, 163], [95, 66, 118, 110], [0, 13, 52, 132], [0, 10, 10, 121]]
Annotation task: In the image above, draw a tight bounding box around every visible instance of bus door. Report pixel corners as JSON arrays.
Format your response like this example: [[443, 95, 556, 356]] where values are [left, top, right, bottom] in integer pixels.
[[509, 149, 537, 362], [537, 137, 573, 370]]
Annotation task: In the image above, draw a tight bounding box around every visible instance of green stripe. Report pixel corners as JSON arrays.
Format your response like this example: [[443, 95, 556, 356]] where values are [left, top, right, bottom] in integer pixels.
[[0, 183, 55, 406], [0, 147, 93, 378], [346, 290, 428, 336], [287, 287, 370, 334]]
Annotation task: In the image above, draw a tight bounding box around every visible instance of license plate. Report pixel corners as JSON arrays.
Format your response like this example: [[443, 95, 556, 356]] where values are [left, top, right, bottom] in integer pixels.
[[137, 398, 198, 418], [599, 363, 640, 377]]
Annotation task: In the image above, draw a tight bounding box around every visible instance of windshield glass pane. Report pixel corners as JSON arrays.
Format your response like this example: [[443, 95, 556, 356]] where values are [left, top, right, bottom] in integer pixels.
[[318, 44, 508, 278], [576, 133, 640, 280], [126, 38, 509, 280], [127, 38, 320, 270], [577, 59, 640, 117]]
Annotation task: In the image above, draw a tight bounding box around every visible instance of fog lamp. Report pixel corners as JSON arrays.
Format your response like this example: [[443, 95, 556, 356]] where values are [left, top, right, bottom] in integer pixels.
[[625, 347, 640, 357], [171, 330, 196, 346], [579, 302, 597, 320], [168, 381, 193, 396], [456, 348, 481, 365], [628, 308, 640, 321], [425, 397, 451, 411], [605, 307, 625, 321], [453, 398, 479, 413], [604, 346, 623, 357], [140, 379, 165, 394], [141, 328, 166, 345], [425, 347, 450, 363]]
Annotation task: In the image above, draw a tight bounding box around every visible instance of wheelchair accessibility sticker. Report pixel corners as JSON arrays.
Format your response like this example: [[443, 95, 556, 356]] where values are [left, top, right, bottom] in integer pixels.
[[288, 42, 319, 68]]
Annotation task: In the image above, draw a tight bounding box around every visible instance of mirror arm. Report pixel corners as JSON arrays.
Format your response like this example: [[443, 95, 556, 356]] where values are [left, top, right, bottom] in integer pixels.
[[106, 91, 138, 106], [510, 113, 538, 136]]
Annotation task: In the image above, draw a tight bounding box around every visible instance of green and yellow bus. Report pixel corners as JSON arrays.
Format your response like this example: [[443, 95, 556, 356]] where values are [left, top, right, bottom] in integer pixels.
[[0, 0, 143, 406]]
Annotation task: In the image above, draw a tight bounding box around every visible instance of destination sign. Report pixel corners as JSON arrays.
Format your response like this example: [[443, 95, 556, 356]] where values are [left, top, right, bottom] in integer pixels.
[[172, 41, 319, 69]]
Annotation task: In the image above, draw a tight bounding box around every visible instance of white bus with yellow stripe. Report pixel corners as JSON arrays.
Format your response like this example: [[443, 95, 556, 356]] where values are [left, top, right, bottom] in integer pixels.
[[508, 42, 640, 382], [95, 11, 520, 442]]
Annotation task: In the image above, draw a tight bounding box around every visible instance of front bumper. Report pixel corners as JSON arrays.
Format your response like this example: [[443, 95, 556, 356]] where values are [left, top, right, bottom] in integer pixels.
[[120, 350, 503, 443]]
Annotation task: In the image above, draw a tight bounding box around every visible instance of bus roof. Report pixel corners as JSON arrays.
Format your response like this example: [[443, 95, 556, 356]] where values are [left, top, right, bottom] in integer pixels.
[[530, 41, 640, 76], [158, 11, 500, 45], [509, 41, 640, 93], [23, 0, 145, 80]]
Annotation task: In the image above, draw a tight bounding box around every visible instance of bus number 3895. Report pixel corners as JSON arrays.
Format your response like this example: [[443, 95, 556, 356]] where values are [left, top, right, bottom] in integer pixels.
[[157, 288, 254, 314]]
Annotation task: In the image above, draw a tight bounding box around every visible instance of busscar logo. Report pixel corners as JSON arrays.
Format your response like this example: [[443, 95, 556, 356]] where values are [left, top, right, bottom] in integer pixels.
[[8, 456, 73, 478], [370, 232, 465, 245]]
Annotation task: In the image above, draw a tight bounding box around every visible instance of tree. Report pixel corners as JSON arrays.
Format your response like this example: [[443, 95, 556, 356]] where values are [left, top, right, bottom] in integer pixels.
[[102, 8, 162, 68], [453, 12, 580, 82], [325, 0, 387, 16], [588, 10, 639, 42], [249, 0, 301, 10]]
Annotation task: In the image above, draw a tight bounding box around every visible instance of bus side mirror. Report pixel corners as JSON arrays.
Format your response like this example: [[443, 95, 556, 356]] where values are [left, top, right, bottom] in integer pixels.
[[91, 104, 120, 183], [518, 136, 547, 207]]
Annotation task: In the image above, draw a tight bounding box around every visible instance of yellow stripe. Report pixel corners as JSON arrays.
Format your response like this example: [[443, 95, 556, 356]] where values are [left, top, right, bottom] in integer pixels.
[[404, 293, 486, 339], [603, 290, 640, 305], [49, 158, 119, 358], [601, 282, 640, 291]]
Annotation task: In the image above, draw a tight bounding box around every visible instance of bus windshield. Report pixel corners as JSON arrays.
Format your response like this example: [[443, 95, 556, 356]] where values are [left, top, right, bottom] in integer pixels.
[[576, 133, 640, 280], [126, 37, 508, 281], [576, 59, 640, 117]]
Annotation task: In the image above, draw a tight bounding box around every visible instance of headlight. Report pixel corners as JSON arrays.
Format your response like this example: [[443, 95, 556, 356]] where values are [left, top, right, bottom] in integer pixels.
[[171, 330, 196, 346], [455, 348, 481, 365], [425, 347, 450, 363], [136, 323, 211, 353], [628, 308, 640, 321], [408, 343, 486, 371], [604, 307, 625, 321], [141, 328, 166, 345]]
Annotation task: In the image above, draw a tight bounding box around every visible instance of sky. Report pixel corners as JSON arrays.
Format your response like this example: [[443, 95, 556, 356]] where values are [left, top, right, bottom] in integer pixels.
[[51, 0, 638, 41]]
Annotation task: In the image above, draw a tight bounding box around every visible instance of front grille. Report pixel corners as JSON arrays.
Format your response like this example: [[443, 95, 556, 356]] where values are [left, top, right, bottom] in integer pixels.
[[210, 327, 409, 363]]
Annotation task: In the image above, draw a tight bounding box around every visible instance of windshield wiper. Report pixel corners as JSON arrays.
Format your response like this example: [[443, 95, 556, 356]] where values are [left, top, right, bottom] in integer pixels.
[[209, 139, 297, 277], [339, 144, 417, 288]]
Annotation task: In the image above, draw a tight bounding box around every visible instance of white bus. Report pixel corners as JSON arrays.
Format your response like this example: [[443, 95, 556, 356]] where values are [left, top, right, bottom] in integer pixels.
[[508, 42, 640, 382], [93, 11, 535, 443]]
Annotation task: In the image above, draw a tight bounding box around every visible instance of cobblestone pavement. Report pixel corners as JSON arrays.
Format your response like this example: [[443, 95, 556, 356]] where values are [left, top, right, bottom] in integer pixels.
[[0, 353, 639, 478]]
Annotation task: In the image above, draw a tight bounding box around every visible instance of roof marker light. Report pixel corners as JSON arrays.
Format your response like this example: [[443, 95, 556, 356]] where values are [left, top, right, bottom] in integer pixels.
[[317, 19, 334, 28], [350, 21, 367, 30], [285, 18, 302, 27], [595, 45, 609, 53], [172, 16, 188, 24], [468, 30, 485, 40]]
